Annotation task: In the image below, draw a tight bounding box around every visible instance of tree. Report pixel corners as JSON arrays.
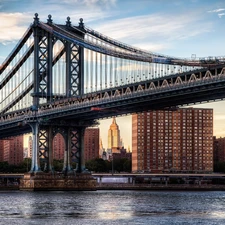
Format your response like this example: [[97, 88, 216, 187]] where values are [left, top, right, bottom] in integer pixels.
[[53, 159, 64, 171], [123, 159, 131, 172], [0, 162, 10, 172], [86, 158, 108, 172], [214, 161, 225, 173], [85, 159, 98, 172]]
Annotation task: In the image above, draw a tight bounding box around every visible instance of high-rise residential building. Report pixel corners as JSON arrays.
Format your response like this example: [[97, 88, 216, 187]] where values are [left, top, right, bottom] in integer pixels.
[[213, 137, 225, 163], [3, 136, 24, 165], [53, 133, 65, 160], [84, 128, 99, 162], [108, 117, 120, 149], [132, 108, 213, 173], [0, 140, 4, 162], [27, 136, 33, 158]]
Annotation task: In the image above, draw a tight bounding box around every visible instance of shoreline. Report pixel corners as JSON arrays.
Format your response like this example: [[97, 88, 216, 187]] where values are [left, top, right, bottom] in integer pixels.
[[2, 185, 225, 191], [96, 184, 225, 191]]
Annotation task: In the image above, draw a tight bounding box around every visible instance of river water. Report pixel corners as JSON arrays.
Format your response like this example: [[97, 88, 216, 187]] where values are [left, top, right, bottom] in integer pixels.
[[0, 190, 225, 225]]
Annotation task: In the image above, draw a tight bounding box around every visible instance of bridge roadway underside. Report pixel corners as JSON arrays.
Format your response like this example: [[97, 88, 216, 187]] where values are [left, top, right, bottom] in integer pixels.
[[1, 70, 225, 138]]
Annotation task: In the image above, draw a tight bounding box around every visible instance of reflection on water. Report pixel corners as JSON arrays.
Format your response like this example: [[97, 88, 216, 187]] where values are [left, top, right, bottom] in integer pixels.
[[0, 190, 225, 224]]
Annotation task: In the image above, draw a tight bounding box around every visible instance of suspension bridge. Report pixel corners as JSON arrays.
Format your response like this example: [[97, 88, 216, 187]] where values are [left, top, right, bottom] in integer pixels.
[[1, 13, 225, 181]]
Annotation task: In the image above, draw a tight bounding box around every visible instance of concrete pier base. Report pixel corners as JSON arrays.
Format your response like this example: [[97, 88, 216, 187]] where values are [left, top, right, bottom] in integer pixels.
[[19, 172, 97, 191]]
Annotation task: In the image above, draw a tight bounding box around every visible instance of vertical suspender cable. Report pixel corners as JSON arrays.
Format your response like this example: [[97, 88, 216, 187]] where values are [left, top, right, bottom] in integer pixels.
[[100, 53, 102, 91], [110, 56, 113, 88], [120, 57, 123, 85], [114, 57, 117, 86], [105, 54, 107, 88], [90, 50, 93, 92], [95, 51, 98, 92], [86, 49, 89, 93]]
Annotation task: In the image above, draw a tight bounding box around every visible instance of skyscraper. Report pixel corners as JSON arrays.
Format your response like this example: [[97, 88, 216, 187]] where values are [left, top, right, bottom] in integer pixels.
[[108, 117, 120, 149], [132, 108, 213, 173]]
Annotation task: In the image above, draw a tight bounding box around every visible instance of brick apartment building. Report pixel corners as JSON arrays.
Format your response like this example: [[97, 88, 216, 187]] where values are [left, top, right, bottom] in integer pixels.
[[132, 108, 213, 173]]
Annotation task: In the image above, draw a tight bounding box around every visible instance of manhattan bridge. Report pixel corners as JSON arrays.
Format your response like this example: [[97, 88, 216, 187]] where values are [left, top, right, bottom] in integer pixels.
[[1, 13, 225, 174]]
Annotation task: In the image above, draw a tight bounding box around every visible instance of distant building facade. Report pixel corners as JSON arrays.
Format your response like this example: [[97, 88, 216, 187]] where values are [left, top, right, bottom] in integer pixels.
[[84, 128, 99, 162], [108, 117, 120, 149], [27, 136, 33, 158], [99, 138, 105, 158], [3, 136, 24, 165], [112, 147, 132, 161], [0, 140, 4, 162], [213, 136, 225, 163], [132, 108, 213, 173], [53, 133, 65, 160]]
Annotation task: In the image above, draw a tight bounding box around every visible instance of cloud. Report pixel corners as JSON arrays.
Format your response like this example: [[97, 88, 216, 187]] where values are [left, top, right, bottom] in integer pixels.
[[218, 13, 225, 18], [208, 8, 225, 13], [0, 13, 30, 43], [93, 12, 212, 52], [0, 0, 118, 43], [208, 8, 225, 18], [53, 0, 117, 17], [32, 0, 118, 25]]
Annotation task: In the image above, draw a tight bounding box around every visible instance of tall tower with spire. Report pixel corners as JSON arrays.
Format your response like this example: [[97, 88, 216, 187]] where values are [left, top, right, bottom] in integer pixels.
[[108, 117, 120, 149]]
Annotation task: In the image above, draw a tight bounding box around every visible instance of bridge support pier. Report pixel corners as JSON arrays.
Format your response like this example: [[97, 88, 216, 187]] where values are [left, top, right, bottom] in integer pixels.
[[28, 121, 90, 174], [29, 121, 41, 173], [20, 122, 97, 191]]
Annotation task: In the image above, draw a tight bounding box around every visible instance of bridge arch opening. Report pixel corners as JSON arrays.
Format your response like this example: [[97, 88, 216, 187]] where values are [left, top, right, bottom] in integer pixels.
[[51, 132, 76, 172]]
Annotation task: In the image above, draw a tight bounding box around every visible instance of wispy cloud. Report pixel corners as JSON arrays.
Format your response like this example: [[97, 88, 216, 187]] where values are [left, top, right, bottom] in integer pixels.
[[218, 13, 225, 18], [0, 0, 118, 43], [208, 8, 225, 18], [31, 0, 118, 25], [94, 12, 212, 52], [208, 8, 225, 13], [0, 13, 30, 43]]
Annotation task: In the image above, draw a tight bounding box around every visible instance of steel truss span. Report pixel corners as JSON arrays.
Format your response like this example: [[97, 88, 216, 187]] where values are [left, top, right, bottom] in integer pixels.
[[0, 13, 225, 174]]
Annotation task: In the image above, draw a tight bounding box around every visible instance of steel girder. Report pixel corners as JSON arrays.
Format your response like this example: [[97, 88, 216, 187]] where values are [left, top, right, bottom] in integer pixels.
[[66, 43, 83, 97]]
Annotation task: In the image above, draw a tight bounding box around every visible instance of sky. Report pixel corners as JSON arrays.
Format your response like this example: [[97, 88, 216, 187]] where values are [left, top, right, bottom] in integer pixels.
[[0, 0, 225, 150]]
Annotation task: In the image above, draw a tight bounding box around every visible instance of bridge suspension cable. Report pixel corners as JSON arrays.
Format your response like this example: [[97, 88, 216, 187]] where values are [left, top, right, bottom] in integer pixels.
[[2, 15, 225, 116]]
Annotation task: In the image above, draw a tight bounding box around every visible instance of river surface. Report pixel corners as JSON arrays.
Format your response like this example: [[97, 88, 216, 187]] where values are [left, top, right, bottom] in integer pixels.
[[0, 190, 225, 225]]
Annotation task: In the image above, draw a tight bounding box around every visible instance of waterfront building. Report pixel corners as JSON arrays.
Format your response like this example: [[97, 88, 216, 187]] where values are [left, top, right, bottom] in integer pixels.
[[213, 136, 225, 163], [3, 136, 24, 165], [84, 128, 99, 162], [132, 108, 213, 173]]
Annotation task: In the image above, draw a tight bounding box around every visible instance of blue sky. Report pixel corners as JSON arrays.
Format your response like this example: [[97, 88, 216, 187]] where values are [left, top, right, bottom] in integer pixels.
[[0, 0, 225, 149]]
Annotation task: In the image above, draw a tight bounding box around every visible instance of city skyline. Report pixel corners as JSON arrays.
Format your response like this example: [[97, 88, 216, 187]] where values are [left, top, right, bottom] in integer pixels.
[[1, 0, 225, 149]]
